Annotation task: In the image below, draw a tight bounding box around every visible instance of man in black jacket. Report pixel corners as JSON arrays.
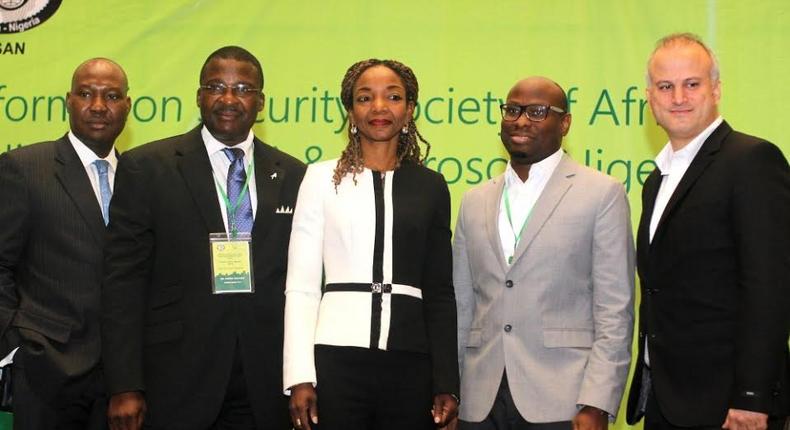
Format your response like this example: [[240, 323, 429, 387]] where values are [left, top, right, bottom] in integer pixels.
[[0, 58, 131, 429], [102, 46, 305, 430], [626, 33, 790, 430]]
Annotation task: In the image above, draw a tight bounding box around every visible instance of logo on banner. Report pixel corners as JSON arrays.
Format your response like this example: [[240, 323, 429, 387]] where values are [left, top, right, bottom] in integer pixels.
[[0, 0, 62, 33]]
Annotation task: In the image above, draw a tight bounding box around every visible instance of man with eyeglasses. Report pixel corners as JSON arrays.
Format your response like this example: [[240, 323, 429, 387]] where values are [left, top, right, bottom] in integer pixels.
[[452, 76, 634, 430], [625, 33, 790, 430], [101, 46, 305, 429]]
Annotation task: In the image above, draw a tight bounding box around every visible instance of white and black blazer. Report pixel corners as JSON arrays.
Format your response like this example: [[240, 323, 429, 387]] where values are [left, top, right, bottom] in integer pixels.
[[283, 158, 458, 397]]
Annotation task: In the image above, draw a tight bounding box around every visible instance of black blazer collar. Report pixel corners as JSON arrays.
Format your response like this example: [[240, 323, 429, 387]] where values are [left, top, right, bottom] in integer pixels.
[[175, 126, 286, 238], [53, 134, 107, 243], [648, 120, 733, 246]]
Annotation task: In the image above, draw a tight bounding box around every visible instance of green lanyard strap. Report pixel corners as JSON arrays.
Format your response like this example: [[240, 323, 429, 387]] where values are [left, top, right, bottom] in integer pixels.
[[503, 184, 532, 265]]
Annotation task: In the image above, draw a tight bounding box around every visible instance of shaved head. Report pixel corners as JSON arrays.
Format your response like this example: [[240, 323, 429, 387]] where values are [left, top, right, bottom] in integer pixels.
[[509, 76, 568, 111], [66, 57, 131, 157], [71, 58, 129, 92]]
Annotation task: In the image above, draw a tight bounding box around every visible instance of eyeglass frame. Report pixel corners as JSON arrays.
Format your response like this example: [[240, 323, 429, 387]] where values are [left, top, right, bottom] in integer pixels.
[[199, 82, 262, 98], [499, 103, 566, 122]]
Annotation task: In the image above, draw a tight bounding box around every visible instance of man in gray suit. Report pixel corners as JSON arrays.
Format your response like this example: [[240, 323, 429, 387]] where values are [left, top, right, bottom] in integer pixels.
[[0, 58, 130, 429], [453, 77, 634, 429]]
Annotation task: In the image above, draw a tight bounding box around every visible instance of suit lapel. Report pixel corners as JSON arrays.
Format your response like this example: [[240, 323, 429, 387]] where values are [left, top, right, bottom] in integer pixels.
[[509, 154, 574, 267], [485, 175, 508, 273], [176, 127, 225, 233], [53, 136, 105, 243], [651, 121, 730, 244], [251, 139, 284, 242], [637, 169, 661, 259]]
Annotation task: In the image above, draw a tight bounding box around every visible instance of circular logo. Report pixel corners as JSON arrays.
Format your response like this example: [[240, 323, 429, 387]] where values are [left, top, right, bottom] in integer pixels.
[[0, 0, 61, 33], [0, 0, 28, 11]]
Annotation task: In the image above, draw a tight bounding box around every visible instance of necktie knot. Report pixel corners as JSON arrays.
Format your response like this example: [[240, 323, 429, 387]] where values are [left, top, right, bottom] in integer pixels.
[[222, 148, 245, 163], [95, 159, 109, 174]]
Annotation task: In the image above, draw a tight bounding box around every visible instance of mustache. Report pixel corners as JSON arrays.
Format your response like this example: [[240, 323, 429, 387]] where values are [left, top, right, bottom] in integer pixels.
[[213, 106, 241, 115]]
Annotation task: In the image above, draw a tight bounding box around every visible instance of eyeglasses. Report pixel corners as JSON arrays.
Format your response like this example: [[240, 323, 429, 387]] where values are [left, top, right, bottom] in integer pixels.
[[500, 103, 565, 122], [199, 82, 261, 98]]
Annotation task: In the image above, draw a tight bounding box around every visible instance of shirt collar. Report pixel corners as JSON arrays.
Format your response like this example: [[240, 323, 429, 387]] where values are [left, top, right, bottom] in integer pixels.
[[67, 131, 118, 170], [654, 116, 723, 176], [201, 126, 255, 158], [505, 148, 563, 187]]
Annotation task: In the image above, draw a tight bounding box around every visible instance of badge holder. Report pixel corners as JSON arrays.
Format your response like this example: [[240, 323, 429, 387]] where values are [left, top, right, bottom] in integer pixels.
[[209, 232, 254, 294]]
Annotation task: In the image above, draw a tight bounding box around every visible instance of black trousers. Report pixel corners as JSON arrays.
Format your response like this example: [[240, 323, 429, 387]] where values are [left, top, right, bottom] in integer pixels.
[[459, 372, 571, 430], [314, 345, 433, 430], [209, 340, 257, 430], [11, 363, 108, 430]]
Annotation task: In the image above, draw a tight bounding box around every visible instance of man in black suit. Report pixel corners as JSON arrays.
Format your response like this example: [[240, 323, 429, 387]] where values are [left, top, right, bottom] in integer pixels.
[[0, 58, 131, 429], [102, 46, 305, 429], [626, 33, 790, 430]]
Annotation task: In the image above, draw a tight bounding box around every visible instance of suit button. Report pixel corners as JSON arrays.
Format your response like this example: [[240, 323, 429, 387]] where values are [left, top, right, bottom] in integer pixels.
[[504, 324, 512, 332], [505, 280, 513, 288]]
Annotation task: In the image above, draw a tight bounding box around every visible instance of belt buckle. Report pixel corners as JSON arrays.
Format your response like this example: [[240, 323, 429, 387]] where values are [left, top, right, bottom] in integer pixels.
[[371, 282, 382, 293]]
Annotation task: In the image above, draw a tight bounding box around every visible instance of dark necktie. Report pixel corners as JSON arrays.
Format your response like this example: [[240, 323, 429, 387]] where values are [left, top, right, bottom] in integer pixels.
[[221, 148, 254, 233]]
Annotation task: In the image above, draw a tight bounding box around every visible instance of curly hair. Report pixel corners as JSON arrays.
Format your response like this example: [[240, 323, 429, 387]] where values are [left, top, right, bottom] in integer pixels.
[[332, 59, 431, 188]]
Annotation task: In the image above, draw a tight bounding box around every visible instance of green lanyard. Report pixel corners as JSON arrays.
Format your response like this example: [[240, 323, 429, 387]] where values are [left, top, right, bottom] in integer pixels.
[[213, 157, 255, 238], [503, 184, 533, 265]]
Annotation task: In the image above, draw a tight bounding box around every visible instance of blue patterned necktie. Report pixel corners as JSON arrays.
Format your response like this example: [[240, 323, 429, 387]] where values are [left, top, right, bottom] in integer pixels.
[[94, 159, 112, 225], [222, 148, 254, 233]]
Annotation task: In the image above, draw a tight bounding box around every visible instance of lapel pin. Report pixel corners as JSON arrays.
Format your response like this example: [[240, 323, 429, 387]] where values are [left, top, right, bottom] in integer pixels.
[[270, 172, 278, 179]]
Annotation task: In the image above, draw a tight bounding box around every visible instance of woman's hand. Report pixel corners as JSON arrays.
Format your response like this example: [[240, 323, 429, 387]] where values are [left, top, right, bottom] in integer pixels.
[[289, 383, 318, 430]]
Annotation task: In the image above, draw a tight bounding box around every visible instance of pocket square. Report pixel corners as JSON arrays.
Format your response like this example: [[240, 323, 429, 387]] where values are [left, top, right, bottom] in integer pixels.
[[275, 205, 293, 214]]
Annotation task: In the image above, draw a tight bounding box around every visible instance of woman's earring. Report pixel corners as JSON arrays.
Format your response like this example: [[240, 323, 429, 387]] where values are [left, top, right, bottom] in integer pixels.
[[401, 125, 409, 134], [351, 124, 358, 134]]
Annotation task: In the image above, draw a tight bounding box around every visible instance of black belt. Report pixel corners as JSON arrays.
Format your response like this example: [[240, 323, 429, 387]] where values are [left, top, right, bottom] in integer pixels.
[[324, 282, 392, 294]]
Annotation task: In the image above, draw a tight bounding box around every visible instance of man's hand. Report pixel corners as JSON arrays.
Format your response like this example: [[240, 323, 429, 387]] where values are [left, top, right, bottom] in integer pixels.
[[722, 408, 768, 430], [432, 393, 459, 427], [573, 405, 608, 430], [289, 383, 318, 430], [108, 391, 146, 430]]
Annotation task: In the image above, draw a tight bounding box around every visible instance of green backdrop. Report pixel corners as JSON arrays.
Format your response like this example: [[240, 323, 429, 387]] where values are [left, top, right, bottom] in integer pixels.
[[1, 1, 788, 427]]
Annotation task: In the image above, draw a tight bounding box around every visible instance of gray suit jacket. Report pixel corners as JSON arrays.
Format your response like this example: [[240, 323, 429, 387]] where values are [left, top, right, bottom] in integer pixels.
[[454, 153, 634, 422]]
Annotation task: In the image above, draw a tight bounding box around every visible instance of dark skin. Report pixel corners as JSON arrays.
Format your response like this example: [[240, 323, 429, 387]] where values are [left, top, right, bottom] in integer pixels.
[[499, 77, 571, 182], [197, 57, 264, 146], [66, 58, 131, 158], [108, 392, 146, 430], [352, 65, 414, 170], [289, 65, 458, 429], [107, 57, 266, 430], [68, 59, 133, 427], [447, 78, 607, 430]]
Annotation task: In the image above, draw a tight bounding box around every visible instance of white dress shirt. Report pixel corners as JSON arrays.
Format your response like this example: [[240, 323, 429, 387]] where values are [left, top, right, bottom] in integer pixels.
[[648, 117, 723, 242], [644, 116, 723, 366], [201, 126, 258, 233], [498, 148, 563, 264], [68, 131, 118, 205]]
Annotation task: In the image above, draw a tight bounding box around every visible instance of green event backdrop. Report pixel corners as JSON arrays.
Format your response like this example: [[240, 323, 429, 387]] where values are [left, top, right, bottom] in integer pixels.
[[0, 1, 788, 427]]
